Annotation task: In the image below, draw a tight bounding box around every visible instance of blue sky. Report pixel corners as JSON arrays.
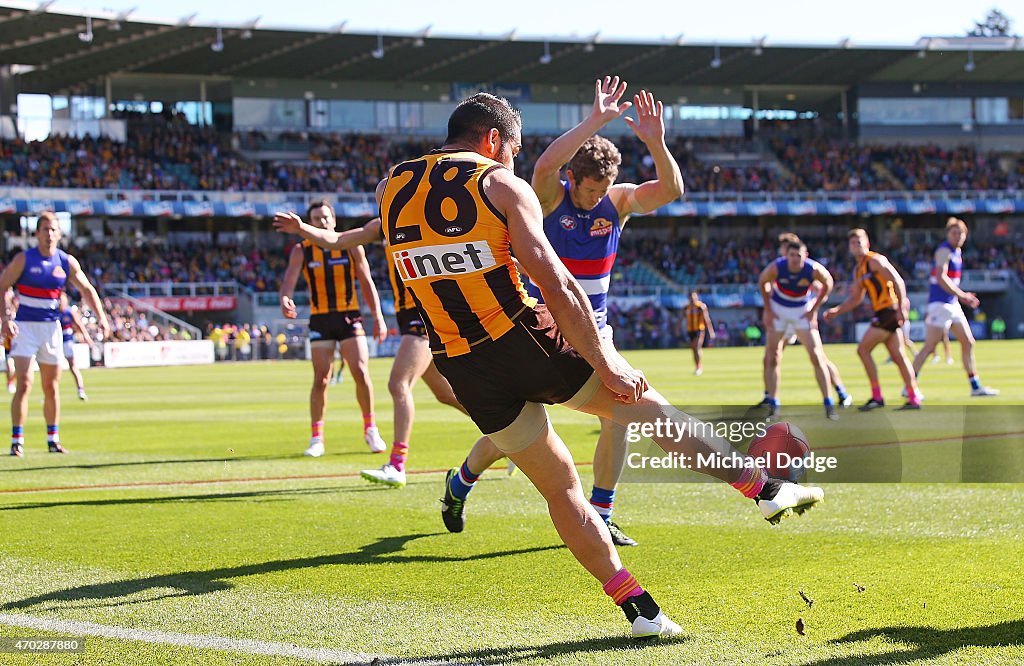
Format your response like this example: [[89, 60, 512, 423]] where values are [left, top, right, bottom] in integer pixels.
[[49, 0, 1014, 45]]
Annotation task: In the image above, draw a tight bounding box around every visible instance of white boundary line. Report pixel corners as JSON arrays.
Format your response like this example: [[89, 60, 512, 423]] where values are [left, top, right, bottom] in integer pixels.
[[0, 613, 395, 664]]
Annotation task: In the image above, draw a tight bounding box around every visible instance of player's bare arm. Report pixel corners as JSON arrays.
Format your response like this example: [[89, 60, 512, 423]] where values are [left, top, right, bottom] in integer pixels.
[[274, 213, 382, 251], [874, 255, 910, 319], [351, 244, 387, 344], [611, 90, 684, 219], [823, 278, 865, 322], [757, 263, 777, 329], [489, 168, 646, 402], [67, 255, 111, 340], [805, 264, 834, 321], [531, 75, 632, 214], [933, 246, 979, 308], [279, 244, 304, 319], [703, 305, 715, 339], [70, 307, 94, 346], [0, 252, 25, 338]]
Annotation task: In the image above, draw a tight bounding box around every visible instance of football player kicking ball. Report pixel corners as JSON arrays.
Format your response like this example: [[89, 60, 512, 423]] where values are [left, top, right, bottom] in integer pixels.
[[823, 229, 921, 410], [370, 91, 824, 638]]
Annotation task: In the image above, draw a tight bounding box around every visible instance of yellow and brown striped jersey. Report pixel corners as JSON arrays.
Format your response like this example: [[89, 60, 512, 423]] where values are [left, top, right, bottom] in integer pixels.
[[379, 149, 535, 357], [856, 251, 898, 311], [299, 240, 360, 315], [386, 251, 416, 314], [684, 301, 707, 332]]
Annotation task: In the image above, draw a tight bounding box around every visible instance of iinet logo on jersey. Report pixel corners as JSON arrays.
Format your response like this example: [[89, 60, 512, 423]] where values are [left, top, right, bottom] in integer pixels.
[[393, 242, 496, 281]]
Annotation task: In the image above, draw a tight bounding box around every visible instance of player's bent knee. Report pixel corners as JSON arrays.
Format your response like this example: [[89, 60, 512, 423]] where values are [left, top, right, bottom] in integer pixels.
[[486, 402, 550, 455]]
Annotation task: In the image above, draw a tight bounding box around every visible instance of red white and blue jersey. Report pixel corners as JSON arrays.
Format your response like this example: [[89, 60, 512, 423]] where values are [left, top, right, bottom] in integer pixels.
[[526, 182, 620, 329], [15, 247, 69, 322], [59, 308, 75, 342], [771, 257, 819, 307], [928, 240, 961, 305]]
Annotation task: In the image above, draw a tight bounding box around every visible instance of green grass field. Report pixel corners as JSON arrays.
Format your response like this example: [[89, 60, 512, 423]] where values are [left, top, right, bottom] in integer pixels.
[[1, 341, 1022, 665]]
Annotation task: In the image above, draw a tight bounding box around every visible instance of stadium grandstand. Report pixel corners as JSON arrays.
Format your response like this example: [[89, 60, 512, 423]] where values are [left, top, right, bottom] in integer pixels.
[[1, 1, 1022, 361]]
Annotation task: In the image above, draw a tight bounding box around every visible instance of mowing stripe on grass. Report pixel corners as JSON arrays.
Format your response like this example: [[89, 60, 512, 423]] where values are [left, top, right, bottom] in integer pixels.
[[0, 613, 456, 665]]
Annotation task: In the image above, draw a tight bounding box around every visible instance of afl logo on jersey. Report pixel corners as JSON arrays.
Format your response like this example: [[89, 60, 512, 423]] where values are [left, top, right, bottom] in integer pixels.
[[589, 218, 613, 237], [307, 261, 322, 269], [559, 216, 577, 231], [52, 266, 66, 279]]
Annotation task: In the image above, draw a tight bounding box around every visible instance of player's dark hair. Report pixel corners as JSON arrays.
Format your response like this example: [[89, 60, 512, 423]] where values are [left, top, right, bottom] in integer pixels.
[[306, 200, 335, 220], [848, 228, 869, 240], [445, 93, 522, 145], [568, 136, 621, 182], [37, 211, 59, 227], [784, 240, 805, 253]]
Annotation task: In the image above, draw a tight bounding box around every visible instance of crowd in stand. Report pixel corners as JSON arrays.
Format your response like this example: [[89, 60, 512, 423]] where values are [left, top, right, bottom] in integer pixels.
[[78, 242, 289, 292], [2, 123, 1020, 194]]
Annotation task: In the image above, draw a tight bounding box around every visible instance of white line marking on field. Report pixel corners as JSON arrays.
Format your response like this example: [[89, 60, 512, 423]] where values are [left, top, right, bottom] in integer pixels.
[[0, 613, 455, 664]]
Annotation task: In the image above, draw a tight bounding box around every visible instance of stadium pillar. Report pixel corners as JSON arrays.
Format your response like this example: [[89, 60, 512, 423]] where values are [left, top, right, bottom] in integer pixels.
[[199, 80, 207, 127], [0, 65, 14, 117], [840, 89, 849, 141], [104, 76, 112, 114], [751, 89, 759, 135]]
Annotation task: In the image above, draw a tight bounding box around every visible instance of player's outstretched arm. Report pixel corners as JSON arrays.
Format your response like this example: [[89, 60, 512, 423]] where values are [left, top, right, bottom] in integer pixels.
[[823, 279, 864, 322], [703, 305, 715, 339], [491, 169, 646, 402], [531, 75, 632, 213], [273, 213, 382, 251], [0, 253, 25, 339], [614, 90, 684, 219], [66, 255, 111, 341]]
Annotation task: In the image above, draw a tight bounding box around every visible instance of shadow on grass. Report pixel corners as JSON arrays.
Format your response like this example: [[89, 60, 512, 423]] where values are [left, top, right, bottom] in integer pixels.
[[0, 485, 382, 511], [384, 634, 689, 665], [3, 533, 563, 612], [801, 619, 1024, 666]]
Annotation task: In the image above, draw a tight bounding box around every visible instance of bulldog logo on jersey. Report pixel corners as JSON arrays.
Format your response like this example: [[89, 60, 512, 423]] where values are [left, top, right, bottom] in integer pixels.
[[559, 215, 576, 231], [589, 218, 613, 237], [797, 278, 810, 287], [52, 266, 66, 279]]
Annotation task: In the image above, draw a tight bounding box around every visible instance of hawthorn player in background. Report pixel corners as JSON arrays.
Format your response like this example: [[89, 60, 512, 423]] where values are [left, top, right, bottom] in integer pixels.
[[371, 90, 823, 638], [273, 213, 468, 486], [823, 229, 921, 410], [1, 212, 110, 457], [279, 201, 389, 457], [682, 290, 714, 376]]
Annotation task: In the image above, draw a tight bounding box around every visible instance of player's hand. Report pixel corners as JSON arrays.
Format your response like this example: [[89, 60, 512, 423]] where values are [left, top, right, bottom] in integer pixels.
[[590, 75, 632, 126], [803, 309, 819, 328], [599, 358, 648, 404], [372, 315, 387, 344], [280, 296, 297, 319], [823, 307, 838, 323], [98, 320, 111, 341], [961, 292, 980, 309], [273, 212, 302, 235], [623, 90, 666, 145], [2, 320, 17, 340]]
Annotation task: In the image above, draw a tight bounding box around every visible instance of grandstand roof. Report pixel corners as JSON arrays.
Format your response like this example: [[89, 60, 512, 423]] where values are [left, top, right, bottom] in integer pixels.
[[2, 2, 1022, 100]]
